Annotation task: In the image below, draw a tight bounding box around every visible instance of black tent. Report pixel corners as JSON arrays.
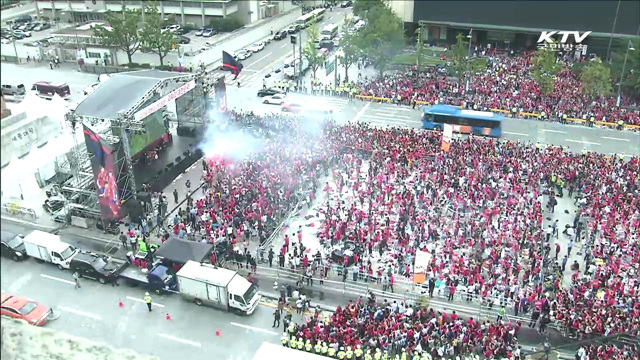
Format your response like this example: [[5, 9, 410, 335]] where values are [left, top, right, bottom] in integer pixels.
[[154, 237, 214, 265]]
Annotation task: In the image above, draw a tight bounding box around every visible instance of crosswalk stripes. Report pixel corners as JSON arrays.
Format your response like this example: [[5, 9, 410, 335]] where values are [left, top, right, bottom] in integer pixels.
[[253, 95, 350, 114], [207, 70, 263, 88]]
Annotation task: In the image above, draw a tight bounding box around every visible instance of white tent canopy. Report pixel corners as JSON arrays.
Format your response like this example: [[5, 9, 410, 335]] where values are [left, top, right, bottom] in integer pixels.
[[1, 154, 40, 199]]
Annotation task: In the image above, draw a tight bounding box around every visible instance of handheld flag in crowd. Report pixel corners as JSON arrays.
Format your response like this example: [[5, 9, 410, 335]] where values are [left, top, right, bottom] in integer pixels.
[[222, 51, 243, 79]]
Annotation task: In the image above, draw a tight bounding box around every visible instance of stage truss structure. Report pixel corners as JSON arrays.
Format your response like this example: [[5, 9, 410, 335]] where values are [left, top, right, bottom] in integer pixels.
[[57, 68, 218, 227]]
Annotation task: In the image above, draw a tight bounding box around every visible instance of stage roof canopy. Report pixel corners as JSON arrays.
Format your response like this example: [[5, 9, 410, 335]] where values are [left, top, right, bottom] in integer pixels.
[[74, 70, 185, 120], [154, 237, 214, 265]]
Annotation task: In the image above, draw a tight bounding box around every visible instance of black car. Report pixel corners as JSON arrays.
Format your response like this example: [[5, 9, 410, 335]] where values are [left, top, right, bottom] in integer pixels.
[[175, 27, 190, 35], [340, 0, 353, 8], [177, 35, 190, 44], [257, 87, 285, 97], [69, 252, 127, 284], [0, 231, 27, 262], [273, 30, 288, 40]]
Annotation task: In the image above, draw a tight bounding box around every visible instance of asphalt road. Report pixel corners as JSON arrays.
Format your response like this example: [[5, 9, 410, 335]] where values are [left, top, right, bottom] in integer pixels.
[[210, 6, 353, 89], [0, 222, 285, 360]]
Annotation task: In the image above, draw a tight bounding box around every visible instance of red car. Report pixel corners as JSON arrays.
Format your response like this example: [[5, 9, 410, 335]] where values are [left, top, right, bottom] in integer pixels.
[[281, 101, 302, 112], [1, 293, 51, 326]]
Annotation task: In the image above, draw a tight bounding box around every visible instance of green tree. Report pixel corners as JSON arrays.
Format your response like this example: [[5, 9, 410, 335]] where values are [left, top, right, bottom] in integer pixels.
[[450, 33, 468, 77], [338, 26, 361, 82], [531, 48, 561, 94], [140, 2, 176, 66], [357, 5, 404, 77], [303, 21, 324, 79], [610, 38, 640, 92], [93, 7, 141, 64], [580, 59, 613, 96], [353, 0, 387, 19]]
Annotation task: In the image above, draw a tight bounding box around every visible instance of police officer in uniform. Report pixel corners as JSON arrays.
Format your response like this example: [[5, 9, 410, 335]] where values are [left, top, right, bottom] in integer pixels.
[[281, 333, 289, 347], [589, 116, 595, 127], [305, 340, 313, 352], [400, 348, 407, 360], [346, 346, 353, 359], [297, 337, 304, 350], [562, 113, 568, 124], [328, 345, 337, 358], [354, 345, 363, 360], [374, 348, 382, 360], [364, 349, 373, 360], [289, 335, 297, 348], [314, 341, 322, 354], [617, 119, 624, 130], [337, 346, 346, 359]]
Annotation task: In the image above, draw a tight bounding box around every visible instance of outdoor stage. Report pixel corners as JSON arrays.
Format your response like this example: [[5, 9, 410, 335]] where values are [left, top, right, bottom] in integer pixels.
[[132, 126, 203, 193]]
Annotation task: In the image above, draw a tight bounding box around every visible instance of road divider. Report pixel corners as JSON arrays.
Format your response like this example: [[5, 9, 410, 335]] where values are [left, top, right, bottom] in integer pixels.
[[157, 333, 202, 347], [229, 322, 278, 336], [58, 306, 102, 320], [40, 274, 75, 286], [126, 296, 165, 308]]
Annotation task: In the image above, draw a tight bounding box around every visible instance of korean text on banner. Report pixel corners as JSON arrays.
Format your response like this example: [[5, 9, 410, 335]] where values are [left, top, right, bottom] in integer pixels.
[[413, 250, 432, 284], [134, 80, 196, 121], [441, 123, 453, 152]]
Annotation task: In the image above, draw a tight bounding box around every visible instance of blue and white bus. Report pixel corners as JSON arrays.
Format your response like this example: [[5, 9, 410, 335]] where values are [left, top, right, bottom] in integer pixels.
[[422, 104, 503, 137]]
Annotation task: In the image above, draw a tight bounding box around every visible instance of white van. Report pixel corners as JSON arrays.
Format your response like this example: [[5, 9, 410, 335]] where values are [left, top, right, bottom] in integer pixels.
[[21, 230, 80, 270]]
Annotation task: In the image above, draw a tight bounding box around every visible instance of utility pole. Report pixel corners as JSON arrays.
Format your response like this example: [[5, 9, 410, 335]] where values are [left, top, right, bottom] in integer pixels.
[[298, 27, 303, 89], [606, 0, 621, 62], [291, 34, 297, 81]]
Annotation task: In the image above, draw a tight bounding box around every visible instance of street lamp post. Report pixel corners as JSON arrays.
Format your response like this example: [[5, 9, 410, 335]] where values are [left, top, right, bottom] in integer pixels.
[[466, 29, 472, 92], [616, 40, 635, 106]]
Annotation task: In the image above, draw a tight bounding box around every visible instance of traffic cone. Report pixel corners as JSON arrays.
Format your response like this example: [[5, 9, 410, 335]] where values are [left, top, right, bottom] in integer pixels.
[[166, 312, 172, 320], [215, 329, 221, 337], [119, 299, 124, 308]]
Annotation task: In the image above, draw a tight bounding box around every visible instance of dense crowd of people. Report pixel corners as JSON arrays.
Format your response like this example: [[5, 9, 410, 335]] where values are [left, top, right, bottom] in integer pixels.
[[153, 110, 637, 359], [358, 51, 640, 126], [284, 296, 522, 360]]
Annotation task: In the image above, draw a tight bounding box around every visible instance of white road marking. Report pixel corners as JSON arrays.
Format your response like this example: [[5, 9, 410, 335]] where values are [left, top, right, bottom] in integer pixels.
[[246, 52, 273, 68], [565, 139, 601, 146], [366, 118, 420, 126], [280, 43, 288, 48], [373, 111, 411, 118], [352, 102, 370, 123], [126, 296, 165, 308], [229, 322, 278, 335], [157, 333, 202, 347], [58, 306, 102, 320], [539, 129, 566, 133], [40, 274, 75, 285], [502, 131, 529, 136], [377, 106, 411, 111], [602, 136, 630, 142]]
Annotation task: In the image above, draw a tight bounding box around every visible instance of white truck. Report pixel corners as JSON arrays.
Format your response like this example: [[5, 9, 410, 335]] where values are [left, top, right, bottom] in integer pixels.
[[22, 230, 80, 270], [176, 260, 261, 315], [284, 57, 309, 79]]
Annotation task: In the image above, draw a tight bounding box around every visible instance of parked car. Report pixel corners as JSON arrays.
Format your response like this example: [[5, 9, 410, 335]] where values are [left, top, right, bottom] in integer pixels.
[[13, 29, 31, 37], [287, 24, 301, 34], [340, 0, 353, 8], [69, 252, 127, 285], [176, 27, 190, 35], [177, 35, 190, 44], [10, 32, 25, 40], [34, 22, 50, 31], [203, 28, 216, 37], [25, 23, 38, 31], [1, 293, 51, 326], [1, 84, 26, 96], [236, 49, 252, 60], [257, 87, 284, 97], [0, 231, 27, 261], [263, 93, 286, 105], [162, 24, 180, 33], [273, 30, 287, 40], [195, 28, 205, 36], [247, 41, 265, 52]]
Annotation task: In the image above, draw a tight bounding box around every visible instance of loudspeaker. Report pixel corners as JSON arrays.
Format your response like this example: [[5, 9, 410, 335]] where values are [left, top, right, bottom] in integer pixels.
[[126, 199, 143, 220], [175, 156, 182, 163], [166, 162, 174, 168], [137, 191, 152, 206]]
